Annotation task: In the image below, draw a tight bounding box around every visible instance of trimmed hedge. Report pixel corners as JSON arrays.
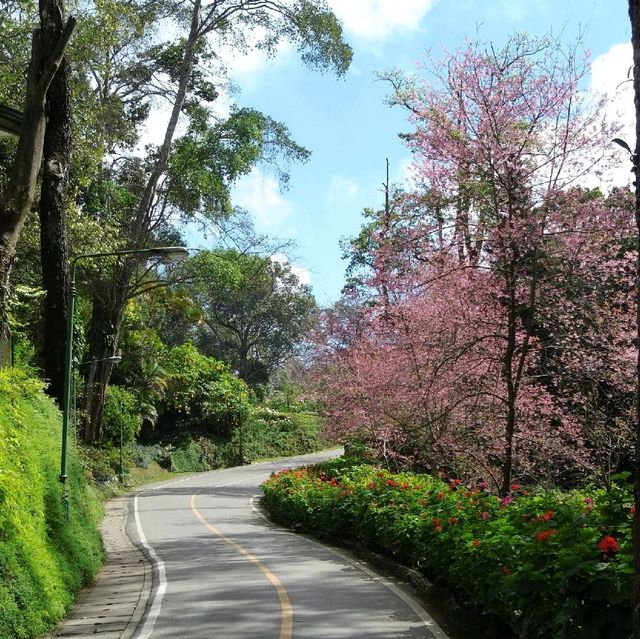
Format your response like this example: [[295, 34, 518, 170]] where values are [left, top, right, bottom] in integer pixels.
[[261, 458, 633, 639], [0, 369, 103, 638]]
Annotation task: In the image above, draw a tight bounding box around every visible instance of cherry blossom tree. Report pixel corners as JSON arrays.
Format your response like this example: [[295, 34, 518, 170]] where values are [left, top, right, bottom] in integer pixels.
[[313, 35, 634, 494]]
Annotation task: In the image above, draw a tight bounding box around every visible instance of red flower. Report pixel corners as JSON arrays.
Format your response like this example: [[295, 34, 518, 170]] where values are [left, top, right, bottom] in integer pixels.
[[448, 517, 458, 525], [436, 491, 446, 500], [510, 483, 521, 491], [539, 510, 554, 522], [631, 505, 636, 516], [536, 529, 557, 543], [385, 479, 399, 488], [470, 539, 480, 548], [597, 536, 620, 554]]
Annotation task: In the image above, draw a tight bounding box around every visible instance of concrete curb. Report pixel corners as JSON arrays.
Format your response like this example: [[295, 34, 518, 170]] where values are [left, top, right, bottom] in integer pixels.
[[48, 495, 152, 639]]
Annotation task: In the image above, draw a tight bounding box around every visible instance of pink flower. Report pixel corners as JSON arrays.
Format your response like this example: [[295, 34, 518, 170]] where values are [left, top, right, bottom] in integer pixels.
[[500, 495, 513, 508]]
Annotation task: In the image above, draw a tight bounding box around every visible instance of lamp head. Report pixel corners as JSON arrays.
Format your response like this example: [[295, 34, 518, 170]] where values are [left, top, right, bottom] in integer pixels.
[[148, 246, 189, 261]]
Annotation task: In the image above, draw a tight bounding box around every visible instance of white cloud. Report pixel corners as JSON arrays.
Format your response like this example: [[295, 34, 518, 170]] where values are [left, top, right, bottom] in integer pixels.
[[233, 169, 294, 229], [327, 0, 435, 40], [271, 253, 311, 286], [217, 26, 294, 89], [393, 157, 419, 188], [589, 43, 635, 189], [325, 175, 360, 205]]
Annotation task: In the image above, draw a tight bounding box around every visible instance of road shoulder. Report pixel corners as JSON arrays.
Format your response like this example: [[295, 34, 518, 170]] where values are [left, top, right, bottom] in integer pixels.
[[47, 495, 151, 638]]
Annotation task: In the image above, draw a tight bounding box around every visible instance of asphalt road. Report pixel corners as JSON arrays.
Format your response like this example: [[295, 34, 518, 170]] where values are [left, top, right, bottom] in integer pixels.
[[127, 450, 448, 639]]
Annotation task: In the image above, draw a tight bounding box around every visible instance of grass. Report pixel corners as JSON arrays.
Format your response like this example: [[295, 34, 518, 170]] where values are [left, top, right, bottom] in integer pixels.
[[0, 368, 103, 639]]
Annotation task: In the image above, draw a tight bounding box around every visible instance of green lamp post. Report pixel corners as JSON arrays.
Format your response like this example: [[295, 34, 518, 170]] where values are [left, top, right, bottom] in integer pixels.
[[60, 246, 189, 513]]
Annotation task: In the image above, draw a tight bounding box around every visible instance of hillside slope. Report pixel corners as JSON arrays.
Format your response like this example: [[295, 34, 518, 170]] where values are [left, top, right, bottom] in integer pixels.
[[0, 368, 103, 639]]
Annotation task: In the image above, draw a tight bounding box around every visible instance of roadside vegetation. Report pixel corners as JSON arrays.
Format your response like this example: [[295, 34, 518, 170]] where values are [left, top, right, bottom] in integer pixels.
[[0, 368, 103, 639], [262, 457, 633, 639]]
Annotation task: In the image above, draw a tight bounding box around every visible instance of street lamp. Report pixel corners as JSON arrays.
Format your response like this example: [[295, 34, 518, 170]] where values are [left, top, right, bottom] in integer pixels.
[[60, 246, 188, 513]]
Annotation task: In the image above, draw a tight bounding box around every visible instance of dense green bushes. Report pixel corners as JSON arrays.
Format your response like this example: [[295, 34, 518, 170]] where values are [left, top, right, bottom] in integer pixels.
[[0, 368, 103, 639], [240, 408, 328, 460], [161, 342, 250, 434], [262, 458, 633, 638], [150, 408, 328, 473]]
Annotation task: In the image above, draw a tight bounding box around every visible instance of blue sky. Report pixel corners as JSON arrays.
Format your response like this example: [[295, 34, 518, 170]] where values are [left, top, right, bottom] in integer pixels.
[[216, 0, 633, 306]]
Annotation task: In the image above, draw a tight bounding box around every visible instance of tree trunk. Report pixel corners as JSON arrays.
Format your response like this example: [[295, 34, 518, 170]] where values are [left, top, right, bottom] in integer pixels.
[[80, 1, 201, 435], [39, 0, 71, 403], [501, 271, 518, 497], [81, 281, 127, 442], [0, 17, 75, 325], [629, 2, 640, 636]]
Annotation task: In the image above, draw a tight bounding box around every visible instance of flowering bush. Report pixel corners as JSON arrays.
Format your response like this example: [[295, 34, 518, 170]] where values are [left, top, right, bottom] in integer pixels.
[[261, 458, 633, 638]]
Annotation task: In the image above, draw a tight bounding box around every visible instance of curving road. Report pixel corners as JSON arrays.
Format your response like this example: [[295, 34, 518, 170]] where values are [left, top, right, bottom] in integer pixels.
[[127, 450, 448, 639]]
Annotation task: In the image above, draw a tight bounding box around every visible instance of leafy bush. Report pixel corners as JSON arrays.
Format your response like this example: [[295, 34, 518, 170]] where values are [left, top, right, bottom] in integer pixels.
[[102, 385, 142, 446], [161, 342, 250, 434], [262, 459, 633, 639], [0, 368, 103, 639], [240, 408, 328, 460], [170, 437, 208, 472]]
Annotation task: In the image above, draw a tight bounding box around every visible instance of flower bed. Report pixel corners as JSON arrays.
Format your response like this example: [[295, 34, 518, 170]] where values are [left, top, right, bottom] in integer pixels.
[[261, 457, 633, 638]]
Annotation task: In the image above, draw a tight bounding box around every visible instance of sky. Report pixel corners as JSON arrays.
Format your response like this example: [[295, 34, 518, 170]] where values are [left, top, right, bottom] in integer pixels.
[[193, 0, 635, 306]]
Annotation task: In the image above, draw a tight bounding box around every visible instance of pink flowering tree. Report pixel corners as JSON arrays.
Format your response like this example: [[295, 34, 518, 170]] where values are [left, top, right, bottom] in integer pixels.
[[313, 35, 634, 495]]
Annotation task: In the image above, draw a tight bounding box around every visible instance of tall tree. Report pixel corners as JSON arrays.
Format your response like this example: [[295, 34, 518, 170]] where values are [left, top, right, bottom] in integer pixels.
[[38, 0, 72, 402], [628, 1, 640, 635], [78, 0, 351, 441], [0, 5, 75, 337], [186, 249, 317, 387], [313, 35, 627, 492]]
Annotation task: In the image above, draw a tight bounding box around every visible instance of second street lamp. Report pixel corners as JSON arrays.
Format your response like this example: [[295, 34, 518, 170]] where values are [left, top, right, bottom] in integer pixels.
[[60, 246, 188, 514]]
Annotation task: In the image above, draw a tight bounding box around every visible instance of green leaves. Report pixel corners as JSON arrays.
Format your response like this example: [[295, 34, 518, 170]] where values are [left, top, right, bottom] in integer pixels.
[[262, 460, 635, 638], [167, 108, 310, 220], [162, 342, 250, 434], [0, 368, 103, 638]]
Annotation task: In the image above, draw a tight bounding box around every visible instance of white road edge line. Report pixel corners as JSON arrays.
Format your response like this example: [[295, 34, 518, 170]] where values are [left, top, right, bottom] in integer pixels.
[[249, 495, 449, 639], [132, 494, 167, 639]]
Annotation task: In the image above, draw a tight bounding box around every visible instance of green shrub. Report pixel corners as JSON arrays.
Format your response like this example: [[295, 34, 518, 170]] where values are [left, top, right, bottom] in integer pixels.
[[262, 460, 633, 639], [170, 437, 208, 472], [0, 368, 103, 639], [239, 408, 328, 461], [161, 342, 250, 434], [102, 385, 142, 446]]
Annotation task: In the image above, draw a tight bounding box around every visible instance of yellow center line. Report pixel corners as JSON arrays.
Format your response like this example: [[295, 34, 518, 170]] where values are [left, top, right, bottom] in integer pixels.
[[190, 493, 293, 639]]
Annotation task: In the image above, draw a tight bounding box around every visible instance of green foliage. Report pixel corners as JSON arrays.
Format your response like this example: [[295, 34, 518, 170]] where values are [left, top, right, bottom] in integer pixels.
[[0, 368, 103, 639], [162, 342, 250, 434], [102, 385, 142, 446], [241, 408, 328, 460], [168, 107, 310, 219], [183, 249, 317, 386], [153, 408, 327, 472], [262, 460, 634, 639], [288, 0, 352, 75], [169, 437, 208, 472]]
